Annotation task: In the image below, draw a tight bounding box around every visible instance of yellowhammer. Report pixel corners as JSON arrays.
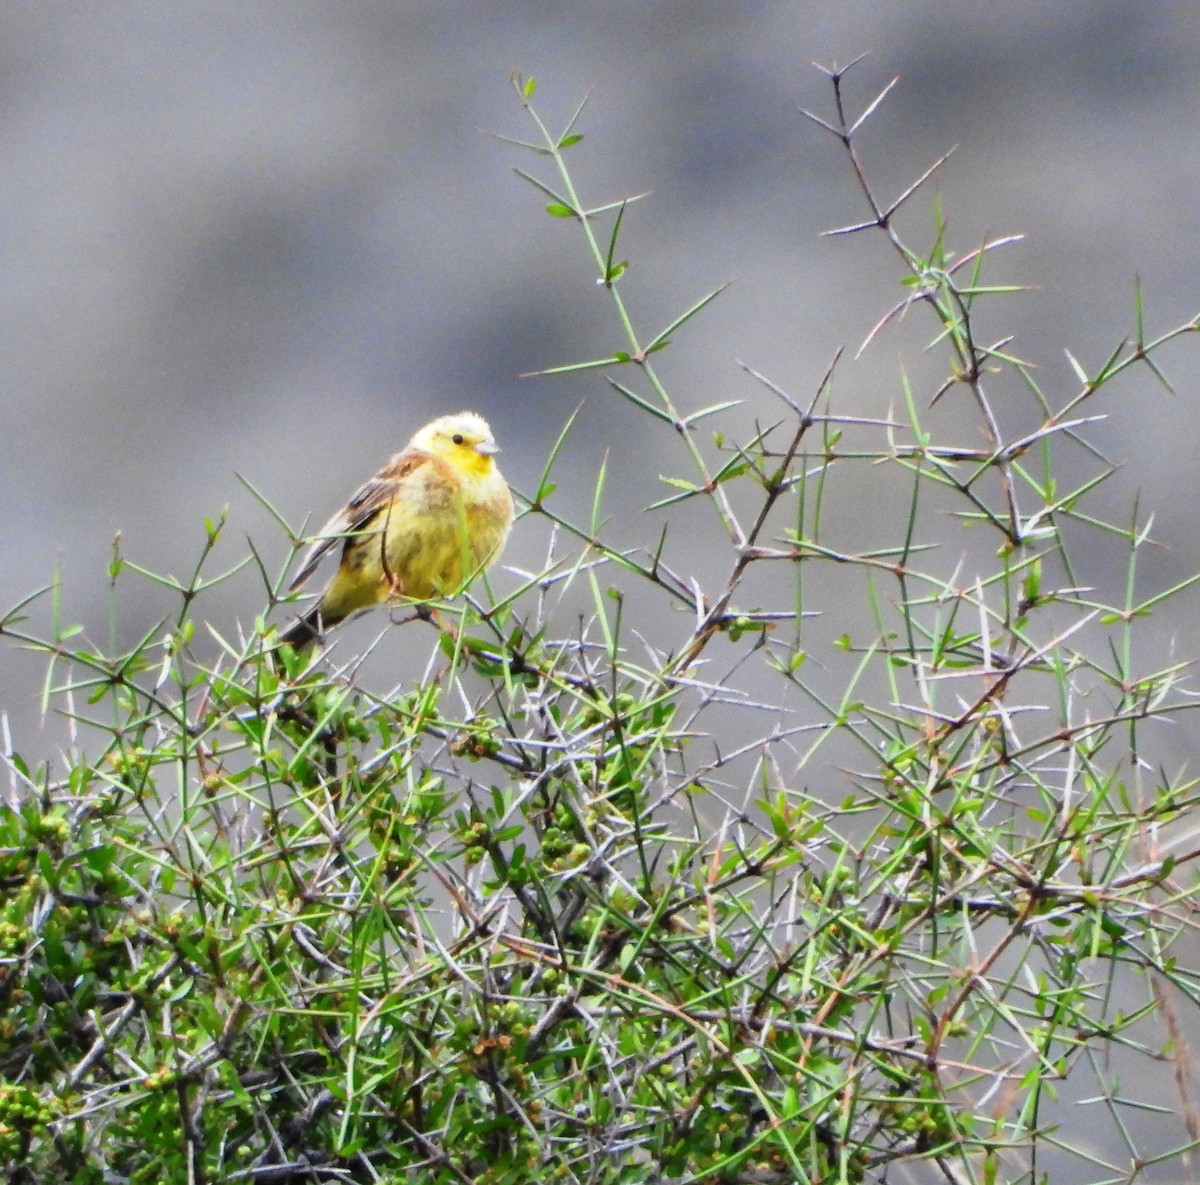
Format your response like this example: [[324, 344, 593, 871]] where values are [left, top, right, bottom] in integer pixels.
[[279, 410, 514, 650]]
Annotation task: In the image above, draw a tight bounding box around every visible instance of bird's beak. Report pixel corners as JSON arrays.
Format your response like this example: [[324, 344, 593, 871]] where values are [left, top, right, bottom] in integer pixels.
[[477, 440, 500, 456]]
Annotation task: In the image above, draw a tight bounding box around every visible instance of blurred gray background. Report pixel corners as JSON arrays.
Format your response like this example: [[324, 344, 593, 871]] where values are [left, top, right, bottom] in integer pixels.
[[3, 1, 1200, 758], [2, 6, 1199, 1175]]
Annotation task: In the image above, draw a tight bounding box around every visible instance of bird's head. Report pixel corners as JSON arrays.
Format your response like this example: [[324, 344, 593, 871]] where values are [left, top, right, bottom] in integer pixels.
[[411, 411, 501, 478]]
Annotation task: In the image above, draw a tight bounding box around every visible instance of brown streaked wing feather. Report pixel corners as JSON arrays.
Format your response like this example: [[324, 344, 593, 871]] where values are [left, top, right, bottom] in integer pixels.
[[288, 449, 429, 591]]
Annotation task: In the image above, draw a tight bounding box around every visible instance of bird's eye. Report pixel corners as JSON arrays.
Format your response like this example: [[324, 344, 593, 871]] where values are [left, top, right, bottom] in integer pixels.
[[452, 433, 464, 445]]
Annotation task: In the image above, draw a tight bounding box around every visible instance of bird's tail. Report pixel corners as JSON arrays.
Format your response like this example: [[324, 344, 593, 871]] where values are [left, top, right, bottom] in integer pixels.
[[278, 605, 331, 653]]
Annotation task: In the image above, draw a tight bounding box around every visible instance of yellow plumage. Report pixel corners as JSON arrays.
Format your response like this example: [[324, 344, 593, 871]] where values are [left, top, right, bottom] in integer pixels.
[[280, 410, 513, 650]]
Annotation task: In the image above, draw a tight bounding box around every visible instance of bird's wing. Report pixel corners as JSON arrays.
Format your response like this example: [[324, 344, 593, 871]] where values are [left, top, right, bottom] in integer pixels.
[[288, 449, 427, 591]]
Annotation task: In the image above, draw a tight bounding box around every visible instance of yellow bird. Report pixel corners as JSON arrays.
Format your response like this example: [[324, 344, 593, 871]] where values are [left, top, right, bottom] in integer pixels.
[[279, 410, 514, 650]]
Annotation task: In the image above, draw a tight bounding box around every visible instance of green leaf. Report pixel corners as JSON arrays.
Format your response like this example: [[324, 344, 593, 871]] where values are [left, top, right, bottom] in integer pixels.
[[605, 378, 673, 423], [643, 281, 731, 352], [522, 354, 629, 377], [546, 202, 575, 218], [659, 476, 699, 492]]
